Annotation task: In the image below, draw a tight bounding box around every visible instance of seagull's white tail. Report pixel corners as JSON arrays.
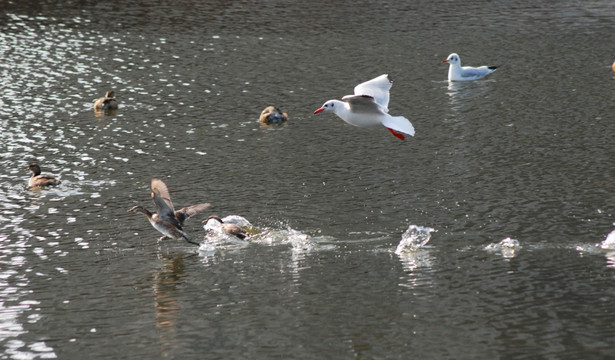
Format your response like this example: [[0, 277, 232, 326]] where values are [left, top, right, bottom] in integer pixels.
[[382, 116, 415, 140]]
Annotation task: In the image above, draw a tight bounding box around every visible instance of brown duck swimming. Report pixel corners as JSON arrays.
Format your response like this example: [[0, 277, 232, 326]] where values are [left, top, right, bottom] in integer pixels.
[[128, 178, 210, 246], [259, 106, 288, 125], [202, 215, 249, 240], [28, 163, 61, 188], [94, 90, 119, 111]]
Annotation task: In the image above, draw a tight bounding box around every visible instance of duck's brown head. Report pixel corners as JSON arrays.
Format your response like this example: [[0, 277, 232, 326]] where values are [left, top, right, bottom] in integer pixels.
[[28, 163, 41, 176]]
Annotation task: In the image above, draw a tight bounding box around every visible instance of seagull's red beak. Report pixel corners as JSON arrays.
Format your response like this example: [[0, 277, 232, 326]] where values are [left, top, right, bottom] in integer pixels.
[[314, 108, 324, 114], [443, 59, 448, 63]]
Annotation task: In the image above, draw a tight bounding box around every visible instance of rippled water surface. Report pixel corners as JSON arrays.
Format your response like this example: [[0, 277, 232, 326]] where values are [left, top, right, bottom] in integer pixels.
[[1, 1, 615, 359]]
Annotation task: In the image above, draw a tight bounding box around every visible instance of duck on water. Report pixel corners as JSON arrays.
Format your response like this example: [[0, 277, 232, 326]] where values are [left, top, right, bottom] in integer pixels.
[[27, 162, 61, 188], [202, 215, 251, 240], [94, 90, 119, 111]]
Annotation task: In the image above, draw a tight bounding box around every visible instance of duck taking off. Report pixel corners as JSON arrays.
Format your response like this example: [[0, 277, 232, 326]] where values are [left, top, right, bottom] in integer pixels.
[[128, 178, 210, 246]]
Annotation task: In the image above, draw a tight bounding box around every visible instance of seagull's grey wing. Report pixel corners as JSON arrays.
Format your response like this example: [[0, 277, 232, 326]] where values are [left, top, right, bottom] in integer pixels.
[[460, 66, 493, 78], [353, 74, 392, 109], [151, 178, 175, 218], [342, 95, 387, 115], [176, 203, 211, 225]]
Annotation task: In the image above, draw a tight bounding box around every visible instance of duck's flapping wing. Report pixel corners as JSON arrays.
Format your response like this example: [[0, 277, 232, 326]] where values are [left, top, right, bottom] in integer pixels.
[[176, 203, 211, 225], [151, 178, 175, 218]]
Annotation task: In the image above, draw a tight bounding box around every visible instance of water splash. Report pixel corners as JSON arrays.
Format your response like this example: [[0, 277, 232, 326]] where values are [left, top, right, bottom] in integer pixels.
[[203, 215, 257, 235], [218, 215, 253, 228], [201, 215, 253, 250], [599, 229, 615, 250], [197, 242, 218, 256], [395, 225, 435, 254], [285, 228, 316, 252], [484, 237, 521, 258], [202, 213, 333, 253], [250, 227, 313, 251], [605, 251, 615, 269], [200, 216, 324, 253]]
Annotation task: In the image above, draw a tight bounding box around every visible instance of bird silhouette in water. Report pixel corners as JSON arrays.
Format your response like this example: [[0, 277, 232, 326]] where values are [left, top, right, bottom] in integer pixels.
[[128, 178, 210, 246]]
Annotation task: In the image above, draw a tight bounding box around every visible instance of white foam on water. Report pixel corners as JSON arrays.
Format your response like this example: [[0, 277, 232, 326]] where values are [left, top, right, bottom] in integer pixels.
[[395, 225, 436, 254]]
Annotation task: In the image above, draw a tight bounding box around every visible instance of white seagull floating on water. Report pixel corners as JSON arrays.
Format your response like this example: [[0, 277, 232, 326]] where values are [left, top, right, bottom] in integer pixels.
[[443, 53, 498, 81], [314, 74, 415, 140]]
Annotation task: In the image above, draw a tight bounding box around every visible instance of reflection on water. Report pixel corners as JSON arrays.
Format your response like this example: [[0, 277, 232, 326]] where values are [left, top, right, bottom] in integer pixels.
[[395, 226, 435, 289], [599, 229, 615, 269], [0, 230, 57, 359], [445, 80, 498, 115], [1, 0, 615, 358], [0, 13, 104, 120], [397, 249, 434, 290], [153, 254, 183, 358]]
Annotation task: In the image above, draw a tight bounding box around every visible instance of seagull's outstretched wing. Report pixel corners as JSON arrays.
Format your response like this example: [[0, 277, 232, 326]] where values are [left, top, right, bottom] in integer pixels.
[[352, 74, 392, 109]]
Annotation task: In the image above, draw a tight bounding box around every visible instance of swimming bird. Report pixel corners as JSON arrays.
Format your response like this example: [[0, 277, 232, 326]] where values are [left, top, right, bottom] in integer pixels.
[[202, 215, 249, 240], [94, 90, 119, 111], [127, 178, 210, 246], [259, 106, 288, 125], [443, 53, 498, 81], [314, 74, 414, 140], [27, 162, 61, 187]]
